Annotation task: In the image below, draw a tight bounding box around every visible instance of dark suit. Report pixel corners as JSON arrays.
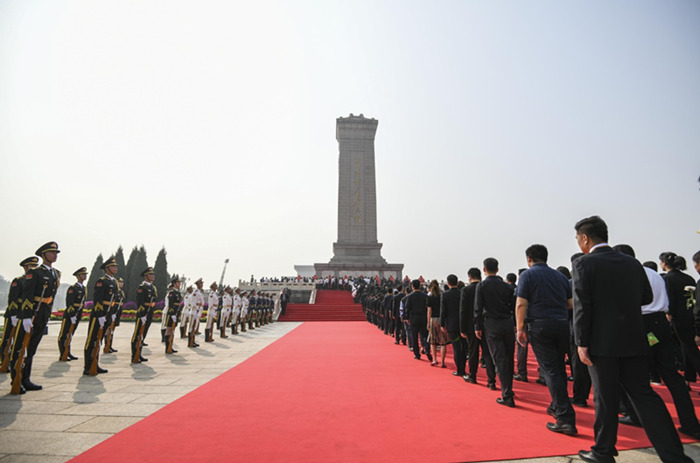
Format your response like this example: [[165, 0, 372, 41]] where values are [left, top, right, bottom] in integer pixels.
[[573, 246, 690, 462], [404, 290, 429, 359], [440, 287, 466, 376], [460, 282, 495, 383]]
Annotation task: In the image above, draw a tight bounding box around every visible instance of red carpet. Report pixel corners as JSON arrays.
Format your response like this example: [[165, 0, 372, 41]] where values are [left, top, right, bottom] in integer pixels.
[[71, 322, 699, 463], [278, 290, 365, 321]]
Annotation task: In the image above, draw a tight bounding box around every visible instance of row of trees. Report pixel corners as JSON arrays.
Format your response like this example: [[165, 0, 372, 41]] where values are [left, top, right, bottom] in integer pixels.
[[86, 246, 170, 303]]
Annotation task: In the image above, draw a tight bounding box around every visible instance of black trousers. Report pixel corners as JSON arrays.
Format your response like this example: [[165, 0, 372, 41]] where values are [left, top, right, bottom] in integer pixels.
[[10, 311, 49, 384], [673, 323, 700, 383], [394, 318, 406, 344], [624, 313, 700, 432], [83, 317, 103, 373], [467, 330, 495, 383], [528, 319, 575, 426], [588, 354, 691, 462], [410, 321, 429, 359], [570, 330, 591, 403], [448, 330, 467, 376], [484, 317, 515, 400]]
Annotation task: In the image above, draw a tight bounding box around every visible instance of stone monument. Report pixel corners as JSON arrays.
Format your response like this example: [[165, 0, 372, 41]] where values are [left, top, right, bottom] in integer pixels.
[[314, 114, 403, 279]]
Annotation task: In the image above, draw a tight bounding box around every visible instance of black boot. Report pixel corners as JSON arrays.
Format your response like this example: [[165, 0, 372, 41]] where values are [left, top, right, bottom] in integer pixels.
[[161, 328, 166, 343], [22, 358, 42, 391]]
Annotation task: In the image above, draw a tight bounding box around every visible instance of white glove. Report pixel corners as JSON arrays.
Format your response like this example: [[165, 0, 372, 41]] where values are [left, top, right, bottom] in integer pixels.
[[171, 315, 177, 322], [10, 316, 17, 326], [98, 316, 106, 327], [141, 316, 147, 323], [71, 316, 77, 324], [22, 318, 32, 331]]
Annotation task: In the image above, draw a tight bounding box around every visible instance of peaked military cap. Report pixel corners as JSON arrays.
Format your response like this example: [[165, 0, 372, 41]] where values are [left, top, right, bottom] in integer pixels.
[[141, 267, 154, 277], [20, 256, 39, 267], [101, 256, 118, 270], [73, 267, 88, 276], [170, 276, 179, 285], [194, 277, 203, 285], [35, 241, 60, 256]]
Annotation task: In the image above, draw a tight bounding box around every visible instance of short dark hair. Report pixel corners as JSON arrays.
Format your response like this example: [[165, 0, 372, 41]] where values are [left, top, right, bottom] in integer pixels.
[[505, 273, 517, 284], [612, 244, 635, 258], [467, 267, 481, 280], [483, 258, 498, 273], [574, 215, 608, 243], [411, 279, 420, 290], [556, 266, 571, 279], [446, 274, 458, 286], [570, 252, 584, 264], [693, 251, 700, 265], [643, 261, 658, 271], [525, 244, 548, 263]]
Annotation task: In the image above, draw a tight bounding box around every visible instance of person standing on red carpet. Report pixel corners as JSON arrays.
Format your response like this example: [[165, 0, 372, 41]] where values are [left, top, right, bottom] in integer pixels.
[[440, 274, 467, 379], [474, 259, 516, 408], [515, 244, 576, 435], [404, 279, 432, 362], [205, 282, 219, 342], [572, 216, 691, 463], [461, 268, 496, 388]]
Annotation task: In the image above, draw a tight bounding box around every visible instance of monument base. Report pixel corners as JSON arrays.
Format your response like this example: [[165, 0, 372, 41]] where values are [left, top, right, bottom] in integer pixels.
[[313, 262, 403, 280]]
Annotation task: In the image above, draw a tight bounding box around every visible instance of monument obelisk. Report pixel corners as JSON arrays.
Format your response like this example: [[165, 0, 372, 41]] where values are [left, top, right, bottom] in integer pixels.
[[314, 114, 403, 279]]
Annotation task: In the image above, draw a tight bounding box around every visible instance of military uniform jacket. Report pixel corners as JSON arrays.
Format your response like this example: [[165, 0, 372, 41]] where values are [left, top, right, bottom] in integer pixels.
[[167, 289, 182, 318], [19, 265, 60, 324], [92, 276, 117, 319], [64, 282, 86, 319], [136, 282, 157, 318], [5, 275, 26, 319]]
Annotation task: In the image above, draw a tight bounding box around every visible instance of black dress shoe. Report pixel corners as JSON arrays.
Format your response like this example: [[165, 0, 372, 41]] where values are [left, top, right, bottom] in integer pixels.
[[570, 397, 588, 407], [535, 378, 547, 386], [139, 357, 148, 362], [109, 348, 117, 353], [578, 450, 615, 463], [83, 370, 91, 375], [513, 374, 528, 383], [496, 397, 515, 408], [452, 371, 461, 376], [414, 355, 421, 360], [96, 367, 108, 374], [18, 385, 26, 394], [487, 382, 497, 391], [68, 354, 78, 360], [618, 415, 642, 427], [463, 375, 477, 384], [142, 342, 148, 347], [22, 381, 42, 391], [546, 422, 577, 435], [171, 349, 178, 353]]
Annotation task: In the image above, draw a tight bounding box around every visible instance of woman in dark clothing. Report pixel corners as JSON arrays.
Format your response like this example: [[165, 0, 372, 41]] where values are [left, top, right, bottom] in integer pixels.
[[427, 280, 449, 367], [661, 252, 700, 382]]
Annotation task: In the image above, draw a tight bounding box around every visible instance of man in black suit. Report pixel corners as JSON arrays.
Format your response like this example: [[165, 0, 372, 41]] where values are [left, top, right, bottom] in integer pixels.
[[404, 279, 432, 361], [475, 258, 516, 407], [572, 216, 691, 463], [460, 267, 496, 387], [441, 274, 467, 378]]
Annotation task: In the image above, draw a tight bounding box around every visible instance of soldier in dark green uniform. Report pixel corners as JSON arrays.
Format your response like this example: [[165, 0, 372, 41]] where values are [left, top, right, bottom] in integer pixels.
[[84, 257, 117, 375], [132, 267, 156, 363], [103, 277, 124, 354], [58, 267, 87, 361], [0, 256, 38, 372], [165, 276, 182, 354], [10, 242, 61, 394]]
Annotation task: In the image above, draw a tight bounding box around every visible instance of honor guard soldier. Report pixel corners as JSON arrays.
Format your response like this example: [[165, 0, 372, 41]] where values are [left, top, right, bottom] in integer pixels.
[[10, 242, 61, 394], [232, 288, 242, 335], [103, 277, 123, 354], [165, 276, 182, 354], [0, 257, 38, 373], [248, 290, 257, 330], [85, 257, 117, 375], [205, 282, 219, 342], [180, 286, 193, 338], [58, 267, 87, 361], [188, 278, 204, 347], [132, 267, 156, 363], [240, 291, 249, 332], [220, 286, 233, 338]]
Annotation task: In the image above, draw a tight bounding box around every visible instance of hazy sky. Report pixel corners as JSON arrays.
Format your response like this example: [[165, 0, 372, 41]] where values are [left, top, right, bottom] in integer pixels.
[[1, 1, 699, 288]]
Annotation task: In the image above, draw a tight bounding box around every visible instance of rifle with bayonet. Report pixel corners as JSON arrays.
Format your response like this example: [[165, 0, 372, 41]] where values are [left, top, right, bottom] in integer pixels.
[[11, 284, 46, 394]]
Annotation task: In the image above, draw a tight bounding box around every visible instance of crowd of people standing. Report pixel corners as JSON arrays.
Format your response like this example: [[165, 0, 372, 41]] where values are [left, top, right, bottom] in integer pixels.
[[359, 216, 700, 463]]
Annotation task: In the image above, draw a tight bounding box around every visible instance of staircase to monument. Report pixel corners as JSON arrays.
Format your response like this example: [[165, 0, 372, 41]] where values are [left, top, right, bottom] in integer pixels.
[[278, 290, 365, 322]]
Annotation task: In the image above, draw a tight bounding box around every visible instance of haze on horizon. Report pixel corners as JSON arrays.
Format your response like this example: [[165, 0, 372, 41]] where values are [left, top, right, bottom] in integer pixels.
[[1, 1, 698, 289]]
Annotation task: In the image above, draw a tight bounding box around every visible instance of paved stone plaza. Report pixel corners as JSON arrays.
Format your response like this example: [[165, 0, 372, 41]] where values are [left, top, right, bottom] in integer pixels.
[[0, 321, 698, 463]]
